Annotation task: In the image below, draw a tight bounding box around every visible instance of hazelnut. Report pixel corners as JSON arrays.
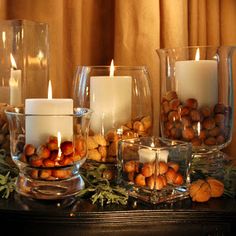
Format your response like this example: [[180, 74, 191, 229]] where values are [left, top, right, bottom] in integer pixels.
[[108, 141, 118, 156], [106, 130, 119, 142], [30, 170, 39, 179], [180, 106, 190, 116], [93, 134, 107, 146], [74, 137, 86, 157], [181, 116, 191, 127], [200, 106, 212, 118], [190, 110, 201, 122], [170, 127, 182, 139], [191, 138, 202, 146], [60, 141, 73, 156], [186, 98, 198, 109], [159, 161, 168, 175], [203, 118, 216, 130], [47, 138, 58, 151], [29, 155, 43, 167], [87, 136, 99, 149], [189, 179, 211, 202], [88, 149, 101, 162], [199, 129, 208, 140], [214, 114, 225, 125], [204, 137, 216, 146], [146, 175, 164, 190], [160, 175, 167, 186], [133, 121, 145, 133], [39, 170, 52, 179], [182, 127, 195, 141], [164, 91, 178, 101], [124, 161, 136, 173], [167, 161, 179, 172], [216, 135, 225, 144], [208, 127, 220, 137], [206, 178, 224, 197], [134, 174, 146, 187], [52, 169, 71, 179], [127, 172, 135, 182], [43, 159, 55, 167], [141, 116, 152, 131], [162, 101, 170, 114], [141, 163, 154, 177], [174, 173, 184, 185], [59, 157, 74, 166], [36, 145, 51, 159], [164, 121, 174, 130], [168, 111, 180, 121], [24, 144, 36, 156], [19, 153, 27, 163], [165, 168, 177, 184], [98, 146, 108, 161], [214, 103, 226, 114], [169, 98, 180, 110], [102, 169, 114, 180]]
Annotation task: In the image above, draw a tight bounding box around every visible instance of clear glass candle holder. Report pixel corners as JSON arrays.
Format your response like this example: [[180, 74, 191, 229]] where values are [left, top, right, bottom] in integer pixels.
[[118, 137, 192, 204], [0, 20, 49, 158], [73, 66, 153, 164], [157, 46, 235, 167], [6, 107, 92, 200]]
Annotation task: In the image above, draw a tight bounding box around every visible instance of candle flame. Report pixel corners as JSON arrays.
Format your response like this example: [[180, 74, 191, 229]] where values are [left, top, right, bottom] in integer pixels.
[[109, 59, 115, 77], [195, 48, 200, 61], [197, 121, 201, 136], [10, 54, 17, 69], [57, 131, 62, 157], [48, 80, 52, 99]]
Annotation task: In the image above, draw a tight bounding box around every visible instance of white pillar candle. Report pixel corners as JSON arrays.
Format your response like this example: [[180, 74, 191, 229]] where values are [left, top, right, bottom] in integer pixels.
[[138, 148, 169, 163], [90, 61, 132, 134], [9, 54, 22, 106], [25, 81, 73, 147], [175, 49, 218, 108]]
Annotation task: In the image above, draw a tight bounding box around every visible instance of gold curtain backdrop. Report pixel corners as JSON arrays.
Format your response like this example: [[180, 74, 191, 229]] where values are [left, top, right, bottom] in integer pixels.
[[1, 0, 236, 156]]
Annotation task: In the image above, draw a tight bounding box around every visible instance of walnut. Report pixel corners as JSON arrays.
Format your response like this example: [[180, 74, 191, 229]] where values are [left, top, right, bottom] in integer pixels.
[[206, 178, 224, 197], [189, 179, 211, 202]]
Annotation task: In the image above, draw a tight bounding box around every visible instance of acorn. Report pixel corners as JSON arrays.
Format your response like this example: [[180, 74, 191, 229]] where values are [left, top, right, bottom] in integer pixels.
[[36, 145, 50, 159], [165, 168, 177, 184], [60, 141, 73, 156], [24, 144, 36, 156], [167, 161, 179, 172], [141, 163, 154, 177], [134, 174, 146, 187]]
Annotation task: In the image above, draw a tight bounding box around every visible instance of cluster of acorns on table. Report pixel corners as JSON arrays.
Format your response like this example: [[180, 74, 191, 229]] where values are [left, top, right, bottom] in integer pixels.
[[161, 91, 231, 146], [18, 136, 86, 180], [123, 160, 184, 190], [87, 116, 152, 163]]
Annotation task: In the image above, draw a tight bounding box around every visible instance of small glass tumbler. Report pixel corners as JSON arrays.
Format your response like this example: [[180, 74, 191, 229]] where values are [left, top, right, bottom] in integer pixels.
[[73, 66, 152, 164], [6, 107, 92, 200], [119, 137, 192, 204], [157, 46, 235, 169]]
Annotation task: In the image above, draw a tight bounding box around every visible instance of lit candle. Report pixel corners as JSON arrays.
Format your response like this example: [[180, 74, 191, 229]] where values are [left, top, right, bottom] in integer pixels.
[[9, 54, 22, 106], [138, 148, 169, 163], [90, 60, 132, 134], [175, 48, 218, 107], [25, 80, 73, 147]]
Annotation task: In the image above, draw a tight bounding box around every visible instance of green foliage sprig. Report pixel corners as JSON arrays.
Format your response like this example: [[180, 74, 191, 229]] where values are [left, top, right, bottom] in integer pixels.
[[77, 164, 128, 206], [0, 149, 18, 199]]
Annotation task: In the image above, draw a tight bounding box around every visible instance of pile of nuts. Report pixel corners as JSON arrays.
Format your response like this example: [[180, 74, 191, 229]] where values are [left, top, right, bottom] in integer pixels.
[[0, 103, 11, 154], [123, 160, 184, 190], [17, 135, 86, 180], [87, 116, 152, 163], [161, 91, 231, 146]]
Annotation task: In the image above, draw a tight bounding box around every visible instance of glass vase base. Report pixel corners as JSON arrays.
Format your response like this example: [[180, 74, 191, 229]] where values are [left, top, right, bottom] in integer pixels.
[[190, 151, 228, 181], [15, 173, 85, 200]]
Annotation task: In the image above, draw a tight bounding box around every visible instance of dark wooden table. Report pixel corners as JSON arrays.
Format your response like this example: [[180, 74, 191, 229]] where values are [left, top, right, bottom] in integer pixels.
[[0, 193, 236, 236]]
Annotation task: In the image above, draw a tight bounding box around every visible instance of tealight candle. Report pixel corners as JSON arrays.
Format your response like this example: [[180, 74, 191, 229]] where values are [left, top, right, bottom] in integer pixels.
[[25, 81, 73, 147], [90, 60, 132, 134], [138, 148, 169, 163], [175, 48, 218, 107]]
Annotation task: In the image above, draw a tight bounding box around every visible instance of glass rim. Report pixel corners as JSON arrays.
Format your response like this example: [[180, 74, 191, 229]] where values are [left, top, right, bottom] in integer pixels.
[[5, 107, 93, 117], [156, 45, 236, 51], [119, 137, 192, 150], [76, 65, 148, 71]]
